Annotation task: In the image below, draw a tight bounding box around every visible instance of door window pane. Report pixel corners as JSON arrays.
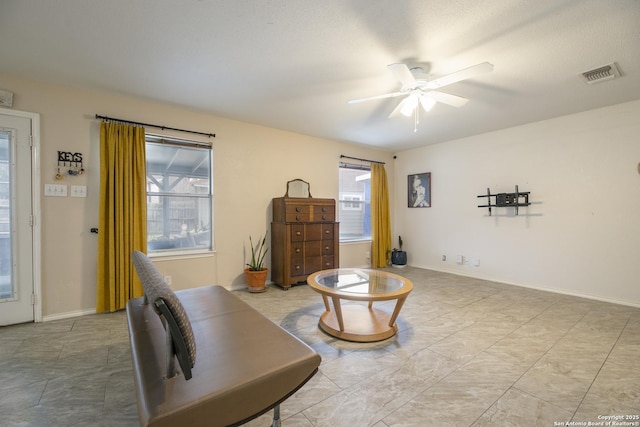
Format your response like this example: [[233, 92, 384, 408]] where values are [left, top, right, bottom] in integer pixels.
[[0, 132, 12, 299]]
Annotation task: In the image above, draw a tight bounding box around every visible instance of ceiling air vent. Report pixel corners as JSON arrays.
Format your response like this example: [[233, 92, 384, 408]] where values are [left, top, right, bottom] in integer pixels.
[[580, 62, 621, 84]]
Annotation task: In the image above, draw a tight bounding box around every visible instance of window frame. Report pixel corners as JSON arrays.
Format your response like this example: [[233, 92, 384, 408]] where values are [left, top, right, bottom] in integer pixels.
[[145, 134, 214, 257], [338, 163, 371, 243]]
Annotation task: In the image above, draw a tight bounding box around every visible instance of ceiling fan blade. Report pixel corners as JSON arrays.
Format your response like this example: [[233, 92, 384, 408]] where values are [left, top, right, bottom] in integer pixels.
[[348, 91, 405, 104], [428, 91, 469, 107], [425, 62, 494, 89], [387, 97, 407, 118], [387, 63, 416, 87]]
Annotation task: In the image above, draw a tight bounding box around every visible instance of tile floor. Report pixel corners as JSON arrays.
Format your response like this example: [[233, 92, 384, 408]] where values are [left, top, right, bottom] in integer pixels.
[[1, 267, 639, 426]]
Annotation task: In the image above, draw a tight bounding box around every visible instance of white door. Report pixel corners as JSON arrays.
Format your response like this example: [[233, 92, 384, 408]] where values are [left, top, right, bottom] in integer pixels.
[[0, 113, 34, 325]]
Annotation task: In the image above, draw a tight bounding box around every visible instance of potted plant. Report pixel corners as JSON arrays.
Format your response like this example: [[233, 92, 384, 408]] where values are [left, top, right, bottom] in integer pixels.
[[244, 234, 269, 292], [391, 236, 407, 267]]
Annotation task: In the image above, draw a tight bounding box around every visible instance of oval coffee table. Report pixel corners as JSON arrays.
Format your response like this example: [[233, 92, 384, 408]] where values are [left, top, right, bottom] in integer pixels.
[[307, 268, 413, 342]]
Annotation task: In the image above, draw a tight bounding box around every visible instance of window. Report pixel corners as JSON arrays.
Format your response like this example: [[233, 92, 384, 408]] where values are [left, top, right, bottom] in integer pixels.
[[342, 194, 363, 210], [338, 164, 371, 242], [146, 135, 213, 254], [0, 133, 10, 298]]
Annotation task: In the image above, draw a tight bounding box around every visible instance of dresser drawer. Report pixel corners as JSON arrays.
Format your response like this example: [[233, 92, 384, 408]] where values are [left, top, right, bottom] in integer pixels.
[[291, 261, 304, 276], [291, 242, 303, 257], [313, 205, 335, 222], [321, 224, 334, 240], [322, 242, 333, 255], [272, 197, 336, 223], [321, 256, 335, 270], [291, 225, 304, 242], [285, 204, 310, 222]]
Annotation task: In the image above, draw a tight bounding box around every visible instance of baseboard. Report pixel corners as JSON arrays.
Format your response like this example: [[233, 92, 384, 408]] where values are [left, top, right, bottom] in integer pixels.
[[413, 264, 640, 309], [229, 280, 276, 292], [42, 308, 96, 322]]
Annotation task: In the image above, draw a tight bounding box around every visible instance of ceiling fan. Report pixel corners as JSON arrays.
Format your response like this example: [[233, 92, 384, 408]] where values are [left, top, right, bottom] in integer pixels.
[[348, 62, 494, 130]]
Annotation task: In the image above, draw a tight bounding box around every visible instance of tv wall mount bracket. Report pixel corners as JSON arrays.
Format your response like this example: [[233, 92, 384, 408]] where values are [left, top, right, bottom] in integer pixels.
[[477, 185, 531, 216]]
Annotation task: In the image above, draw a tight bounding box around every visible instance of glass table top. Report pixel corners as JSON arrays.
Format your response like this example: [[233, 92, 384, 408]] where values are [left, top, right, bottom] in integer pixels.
[[313, 269, 406, 295]]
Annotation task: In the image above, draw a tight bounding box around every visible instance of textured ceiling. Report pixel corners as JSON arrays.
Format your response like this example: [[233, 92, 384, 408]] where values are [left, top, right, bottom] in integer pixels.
[[1, 0, 639, 151]]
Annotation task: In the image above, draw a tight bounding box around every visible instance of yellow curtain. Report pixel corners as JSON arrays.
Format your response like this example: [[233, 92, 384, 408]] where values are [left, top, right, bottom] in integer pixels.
[[370, 163, 391, 268], [96, 122, 147, 313]]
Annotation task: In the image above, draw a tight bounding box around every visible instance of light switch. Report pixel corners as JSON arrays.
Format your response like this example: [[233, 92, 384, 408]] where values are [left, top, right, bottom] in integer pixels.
[[44, 184, 67, 197], [70, 185, 87, 198]]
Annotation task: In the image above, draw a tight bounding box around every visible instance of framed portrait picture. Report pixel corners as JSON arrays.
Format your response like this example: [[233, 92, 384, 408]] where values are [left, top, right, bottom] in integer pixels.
[[408, 173, 431, 208]]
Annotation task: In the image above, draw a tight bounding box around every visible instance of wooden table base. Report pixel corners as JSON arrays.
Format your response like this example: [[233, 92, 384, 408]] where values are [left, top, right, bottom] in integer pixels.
[[318, 304, 398, 342]]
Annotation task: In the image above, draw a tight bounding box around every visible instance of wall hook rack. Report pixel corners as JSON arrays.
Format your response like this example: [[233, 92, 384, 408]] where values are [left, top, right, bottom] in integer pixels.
[[477, 185, 531, 216], [57, 151, 84, 179]]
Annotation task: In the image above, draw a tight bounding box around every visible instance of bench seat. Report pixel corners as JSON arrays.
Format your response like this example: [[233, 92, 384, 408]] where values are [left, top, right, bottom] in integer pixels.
[[126, 285, 321, 427]]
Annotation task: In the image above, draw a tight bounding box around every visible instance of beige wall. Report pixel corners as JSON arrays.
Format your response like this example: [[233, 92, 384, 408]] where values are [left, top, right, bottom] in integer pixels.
[[393, 99, 640, 306], [6, 70, 637, 318], [1, 73, 392, 320]]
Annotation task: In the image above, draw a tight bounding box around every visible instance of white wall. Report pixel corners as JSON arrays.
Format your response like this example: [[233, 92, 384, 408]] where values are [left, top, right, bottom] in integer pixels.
[[393, 99, 640, 306], [1, 73, 391, 319]]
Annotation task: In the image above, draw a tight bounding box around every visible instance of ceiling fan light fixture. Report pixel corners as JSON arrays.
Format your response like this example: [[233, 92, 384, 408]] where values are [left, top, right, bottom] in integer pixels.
[[400, 94, 419, 117], [419, 95, 436, 112]]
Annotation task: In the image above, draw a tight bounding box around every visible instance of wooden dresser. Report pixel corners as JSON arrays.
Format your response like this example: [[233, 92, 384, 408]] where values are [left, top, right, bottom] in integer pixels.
[[271, 197, 339, 289]]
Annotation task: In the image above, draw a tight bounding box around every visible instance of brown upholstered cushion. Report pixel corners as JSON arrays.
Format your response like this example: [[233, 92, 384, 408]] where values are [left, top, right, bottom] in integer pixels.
[[126, 285, 321, 427], [131, 250, 196, 368]]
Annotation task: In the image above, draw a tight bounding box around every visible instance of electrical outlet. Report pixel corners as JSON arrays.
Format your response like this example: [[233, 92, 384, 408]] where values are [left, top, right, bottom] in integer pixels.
[[473, 259, 480, 267], [365, 251, 370, 259], [456, 255, 464, 264]]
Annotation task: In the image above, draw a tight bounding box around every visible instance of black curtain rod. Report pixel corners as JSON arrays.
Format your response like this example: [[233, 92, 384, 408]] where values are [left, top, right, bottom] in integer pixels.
[[95, 115, 215, 138], [340, 155, 385, 165]]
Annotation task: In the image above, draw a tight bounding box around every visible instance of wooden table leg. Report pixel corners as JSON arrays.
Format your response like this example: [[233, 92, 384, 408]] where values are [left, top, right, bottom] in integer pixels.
[[330, 296, 344, 331], [321, 295, 330, 312], [388, 296, 407, 327]]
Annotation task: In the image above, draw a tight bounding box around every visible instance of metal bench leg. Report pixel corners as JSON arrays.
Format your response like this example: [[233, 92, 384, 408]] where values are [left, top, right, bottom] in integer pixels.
[[271, 405, 281, 427]]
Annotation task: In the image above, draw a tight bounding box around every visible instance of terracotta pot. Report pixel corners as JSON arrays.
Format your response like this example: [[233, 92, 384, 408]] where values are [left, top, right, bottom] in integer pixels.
[[244, 268, 268, 293]]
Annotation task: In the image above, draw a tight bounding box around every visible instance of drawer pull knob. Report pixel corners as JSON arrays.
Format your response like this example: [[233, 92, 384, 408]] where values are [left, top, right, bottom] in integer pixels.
[[325, 262, 331, 266], [296, 215, 301, 221], [322, 207, 327, 212], [296, 207, 301, 212], [325, 246, 330, 250], [296, 231, 301, 236], [295, 248, 301, 253], [322, 215, 327, 220], [325, 230, 330, 234], [295, 265, 301, 270]]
